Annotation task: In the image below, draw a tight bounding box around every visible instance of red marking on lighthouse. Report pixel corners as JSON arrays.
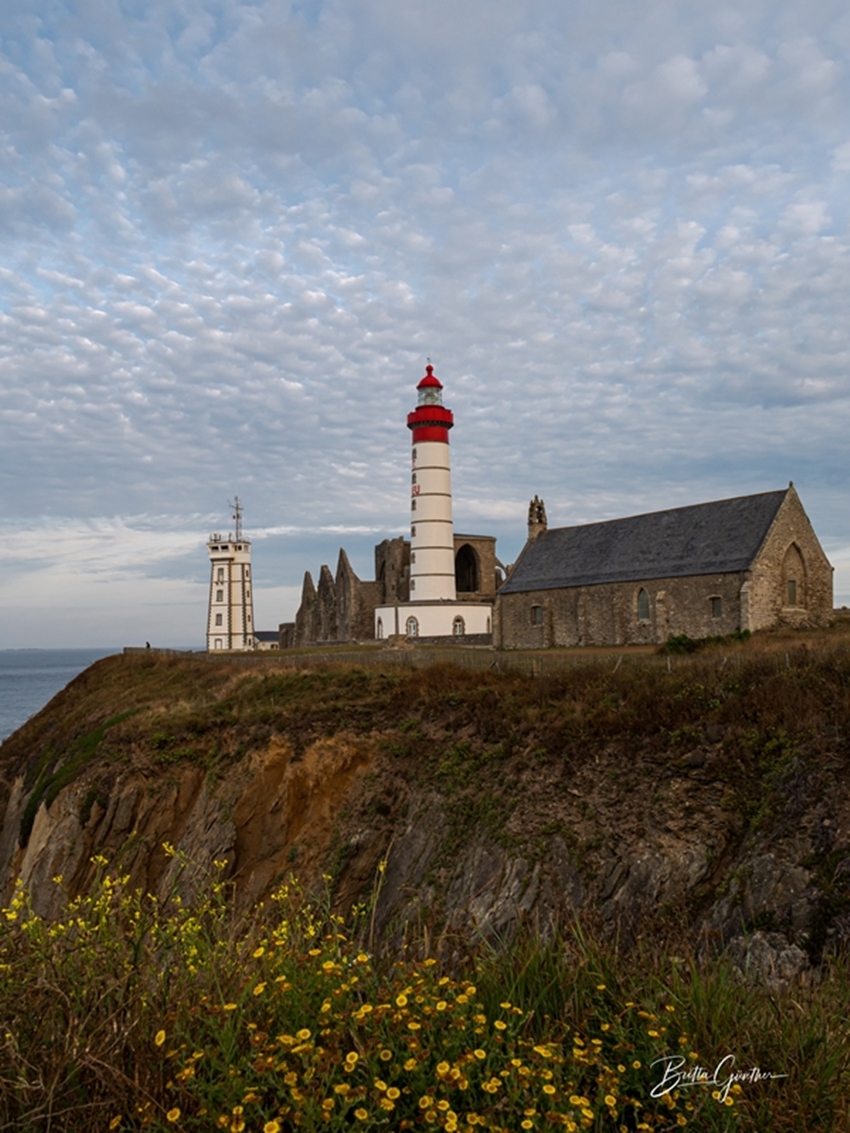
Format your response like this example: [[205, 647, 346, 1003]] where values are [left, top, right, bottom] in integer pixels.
[[407, 364, 454, 443]]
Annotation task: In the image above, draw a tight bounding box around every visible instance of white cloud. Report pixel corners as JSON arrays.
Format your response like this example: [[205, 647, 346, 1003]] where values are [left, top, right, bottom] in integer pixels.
[[0, 0, 847, 645]]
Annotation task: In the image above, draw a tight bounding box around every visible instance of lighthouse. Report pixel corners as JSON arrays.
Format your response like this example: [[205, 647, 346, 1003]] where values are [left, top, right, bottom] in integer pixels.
[[206, 497, 256, 651], [374, 366, 493, 641]]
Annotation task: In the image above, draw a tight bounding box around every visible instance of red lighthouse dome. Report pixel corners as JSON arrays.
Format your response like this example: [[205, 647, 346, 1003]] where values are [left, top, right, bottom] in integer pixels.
[[407, 364, 454, 443]]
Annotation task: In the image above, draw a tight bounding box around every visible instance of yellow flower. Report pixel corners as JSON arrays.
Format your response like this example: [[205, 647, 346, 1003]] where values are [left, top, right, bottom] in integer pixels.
[[604, 1095, 616, 1107], [474, 1049, 487, 1060], [543, 1084, 556, 1095], [166, 1108, 181, 1123], [494, 1019, 507, 1031], [379, 1048, 392, 1061], [396, 993, 408, 1006], [155, 1031, 166, 1047], [253, 946, 265, 957], [354, 1108, 368, 1121], [253, 983, 266, 996], [387, 1087, 400, 1100], [109, 1119, 122, 1131], [264, 1123, 281, 1133], [223, 1003, 238, 1011], [404, 1057, 417, 1070]]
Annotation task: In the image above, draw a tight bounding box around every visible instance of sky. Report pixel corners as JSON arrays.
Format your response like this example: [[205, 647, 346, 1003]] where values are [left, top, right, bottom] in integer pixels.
[[1, 0, 849, 648]]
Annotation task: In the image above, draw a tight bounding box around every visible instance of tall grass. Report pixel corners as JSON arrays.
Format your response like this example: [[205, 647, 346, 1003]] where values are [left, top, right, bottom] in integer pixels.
[[1, 850, 846, 1132]]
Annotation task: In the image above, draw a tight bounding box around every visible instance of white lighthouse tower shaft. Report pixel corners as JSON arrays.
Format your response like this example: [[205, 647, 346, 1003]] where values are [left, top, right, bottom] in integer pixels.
[[409, 367, 457, 601]]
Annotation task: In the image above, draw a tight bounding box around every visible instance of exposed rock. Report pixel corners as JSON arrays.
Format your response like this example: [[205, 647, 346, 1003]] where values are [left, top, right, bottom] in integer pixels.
[[726, 930, 810, 991]]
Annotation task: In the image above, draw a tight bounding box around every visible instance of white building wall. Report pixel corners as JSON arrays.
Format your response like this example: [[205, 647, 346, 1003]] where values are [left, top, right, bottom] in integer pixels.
[[374, 602, 492, 639], [206, 536, 256, 651]]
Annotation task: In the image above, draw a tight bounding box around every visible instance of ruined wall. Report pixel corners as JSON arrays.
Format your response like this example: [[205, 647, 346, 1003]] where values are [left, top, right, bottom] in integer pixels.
[[495, 571, 749, 648], [746, 486, 833, 631], [454, 535, 498, 600]]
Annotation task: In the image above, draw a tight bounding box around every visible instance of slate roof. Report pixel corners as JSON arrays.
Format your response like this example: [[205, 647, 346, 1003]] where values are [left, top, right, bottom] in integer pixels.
[[500, 489, 788, 594]]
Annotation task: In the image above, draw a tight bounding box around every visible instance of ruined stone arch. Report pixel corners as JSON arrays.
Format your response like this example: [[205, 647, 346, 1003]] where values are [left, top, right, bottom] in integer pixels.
[[455, 543, 480, 592], [781, 542, 807, 608]]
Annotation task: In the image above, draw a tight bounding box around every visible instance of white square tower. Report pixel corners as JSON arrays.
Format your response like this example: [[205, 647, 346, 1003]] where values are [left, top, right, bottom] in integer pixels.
[[206, 497, 256, 651]]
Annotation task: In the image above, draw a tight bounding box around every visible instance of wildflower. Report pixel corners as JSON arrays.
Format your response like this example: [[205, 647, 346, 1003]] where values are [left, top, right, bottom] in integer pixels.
[[404, 1057, 417, 1070], [543, 1084, 556, 1095], [387, 1088, 400, 1100], [296, 1028, 311, 1040], [379, 1048, 392, 1061], [166, 1109, 181, 1123], [494, 1019, 507, 1031], [474, 1049, 487, 1060], [396, 993, 408, 1006], [223, 1003, 238, 1011], [264, 1123, 282, 1133], [604, 1095, 616, 1107], [253, 983, 267, 996], [253, 946, 265, 957], [354, 1108, 368, 1121], [155, 1031, 166, 1047], [109, 1119, 121, 1130]]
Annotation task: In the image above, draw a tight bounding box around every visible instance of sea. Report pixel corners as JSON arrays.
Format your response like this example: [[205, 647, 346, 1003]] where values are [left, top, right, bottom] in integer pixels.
[[0, 649, 121, 743]]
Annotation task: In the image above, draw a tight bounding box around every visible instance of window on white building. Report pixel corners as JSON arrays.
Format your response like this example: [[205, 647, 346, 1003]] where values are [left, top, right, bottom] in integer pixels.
[[406, 617, 419, 637], [452, 616, 465, 635], [215, 614, 223, 626], [216, 589, 223, 602], [376, 617, 383, 639]]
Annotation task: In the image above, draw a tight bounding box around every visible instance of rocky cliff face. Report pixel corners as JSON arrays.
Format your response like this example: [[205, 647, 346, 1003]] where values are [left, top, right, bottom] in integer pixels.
[[1, 643, 848, 982]]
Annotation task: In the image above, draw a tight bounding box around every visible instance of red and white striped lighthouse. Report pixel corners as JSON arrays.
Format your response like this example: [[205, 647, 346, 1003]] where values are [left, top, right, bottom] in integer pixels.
[[408, 364, 457, 603], [374, 364, 493, 641]]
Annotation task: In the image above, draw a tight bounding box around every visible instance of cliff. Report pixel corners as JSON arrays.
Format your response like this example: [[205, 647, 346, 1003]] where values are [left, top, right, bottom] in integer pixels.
[[1, 636, 849, 976]]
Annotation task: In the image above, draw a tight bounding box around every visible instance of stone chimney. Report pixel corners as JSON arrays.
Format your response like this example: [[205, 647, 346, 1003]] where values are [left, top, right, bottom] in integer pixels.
[[527, 495, 547, 541]]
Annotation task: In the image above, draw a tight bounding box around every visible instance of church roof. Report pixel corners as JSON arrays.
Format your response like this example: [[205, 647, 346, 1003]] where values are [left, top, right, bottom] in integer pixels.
[[500, 489, 788, 594]]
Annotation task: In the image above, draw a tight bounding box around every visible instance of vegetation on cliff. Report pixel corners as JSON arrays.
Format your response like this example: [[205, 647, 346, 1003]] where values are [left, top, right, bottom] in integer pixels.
[[1, 848, 847, 1131], [1, 628, 849, 1127]]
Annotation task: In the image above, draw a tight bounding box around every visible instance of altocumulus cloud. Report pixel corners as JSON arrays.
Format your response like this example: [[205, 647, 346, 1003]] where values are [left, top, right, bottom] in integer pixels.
[[1, 0, 849, 646]]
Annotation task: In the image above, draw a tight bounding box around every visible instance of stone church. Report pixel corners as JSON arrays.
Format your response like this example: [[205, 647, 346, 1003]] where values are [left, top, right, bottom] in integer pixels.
[[493, 484, 833, 648]]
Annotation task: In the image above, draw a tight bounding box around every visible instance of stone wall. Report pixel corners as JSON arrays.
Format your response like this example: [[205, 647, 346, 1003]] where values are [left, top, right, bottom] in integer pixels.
[[454, 534, 498, 599], [746, 485, 833, 630], [495, 571, 750, 648]]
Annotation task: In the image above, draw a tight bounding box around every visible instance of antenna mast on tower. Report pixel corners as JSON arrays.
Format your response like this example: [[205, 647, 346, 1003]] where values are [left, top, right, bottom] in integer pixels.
[[229, 496, 243, 540]]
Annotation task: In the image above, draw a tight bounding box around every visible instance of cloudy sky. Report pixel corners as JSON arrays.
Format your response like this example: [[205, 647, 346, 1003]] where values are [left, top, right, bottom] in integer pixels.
[[1, 0, 849, 648]]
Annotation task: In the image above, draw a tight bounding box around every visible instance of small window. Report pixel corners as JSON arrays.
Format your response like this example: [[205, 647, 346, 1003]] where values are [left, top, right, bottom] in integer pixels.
[[411, 472, 417, 484], [214, 638, 223, 649], [410, 552, 416, 564], [412, 447, 417, 462], [787, 579, 797, 606], [411, 525, 417, 536], [452, 616, 465, 635], [531, 605, 543, 626], [406, 616, 419, 637], [215, 613, 223, 626], [245, 567, 250, 578], [637, 588, 650, 622], [216, 589, 223, 602], [711, 597, 722, 618], [217, 568, 224, 582], [486, 616, 491, 634], [410, 579, 416, 590], [411, 499, 416, 510], [376, 617, 383, 639]]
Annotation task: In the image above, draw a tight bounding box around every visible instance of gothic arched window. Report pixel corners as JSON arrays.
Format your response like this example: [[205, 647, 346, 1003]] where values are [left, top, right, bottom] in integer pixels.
[[637, 588, 650, 622]]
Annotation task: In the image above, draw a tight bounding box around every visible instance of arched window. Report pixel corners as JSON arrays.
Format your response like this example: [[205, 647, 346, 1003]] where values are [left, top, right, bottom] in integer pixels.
[[455, 543, 480, 592], [376, 617, 383, 639], [452, 616, 465, 635], [214, 638, 223, 649], [782, 544, 806, 607], [406, 616, 419, 637], [637, 588, 650, 622]]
